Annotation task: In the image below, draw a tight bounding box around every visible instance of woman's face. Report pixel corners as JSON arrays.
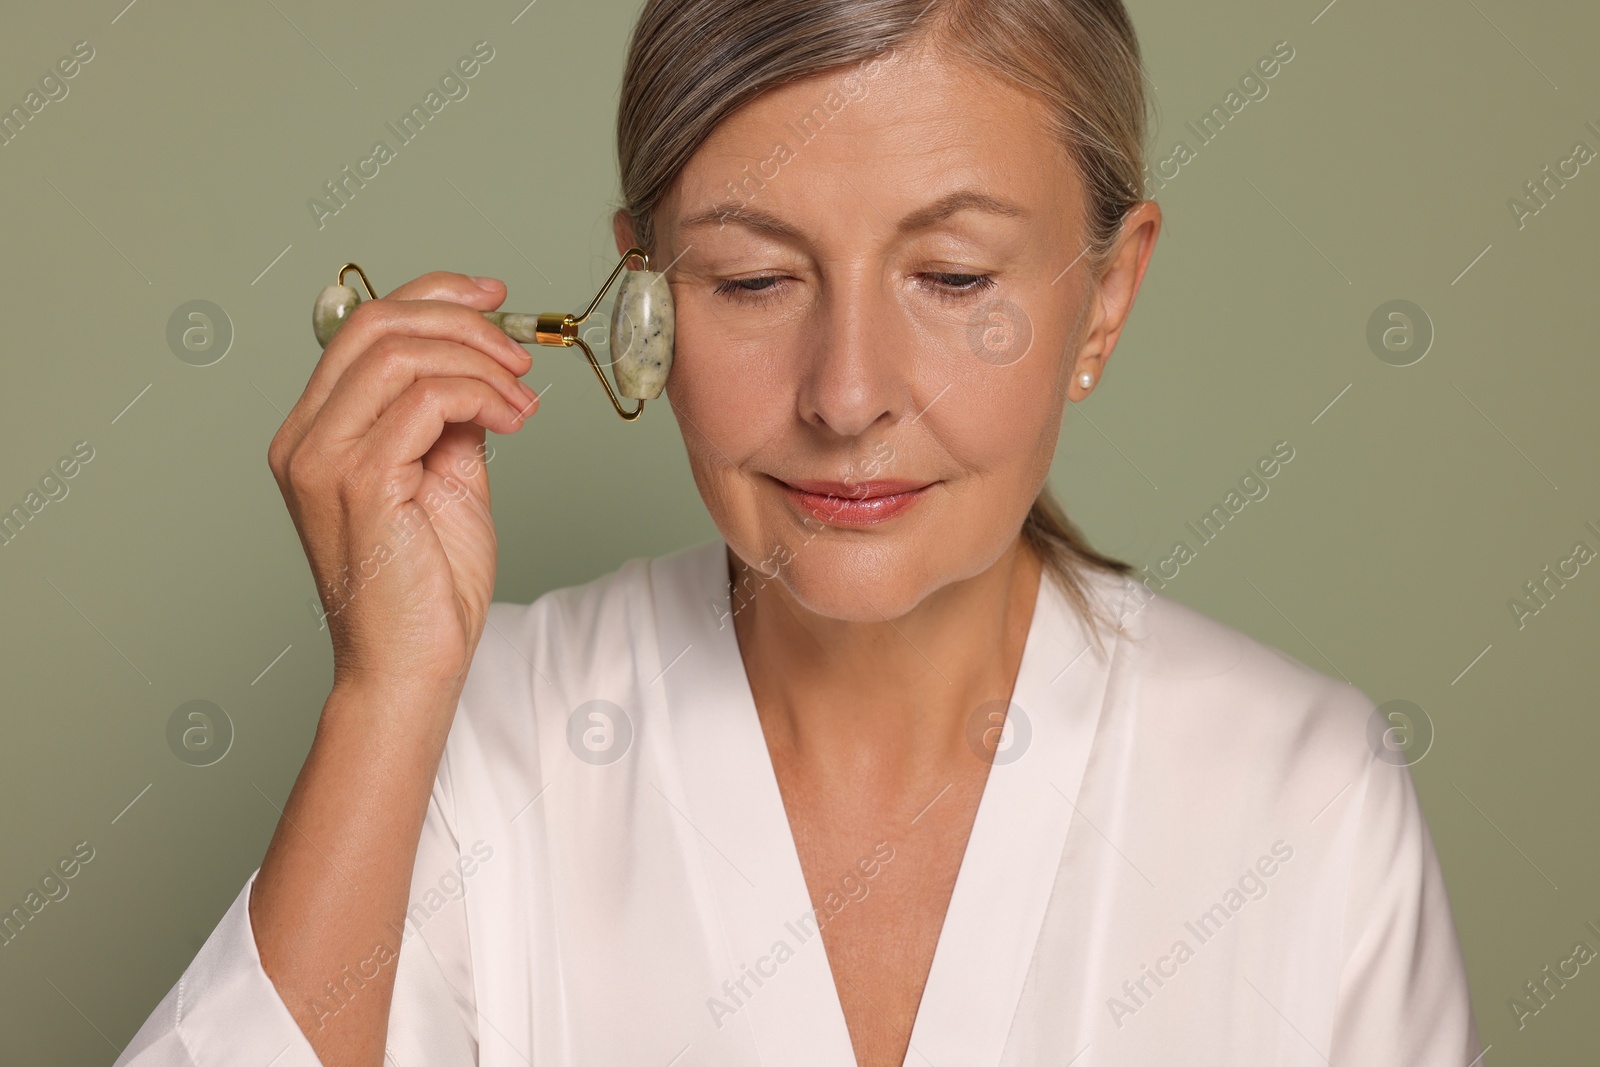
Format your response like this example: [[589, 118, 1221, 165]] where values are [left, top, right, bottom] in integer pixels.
[[617, 41, 1156, 621]]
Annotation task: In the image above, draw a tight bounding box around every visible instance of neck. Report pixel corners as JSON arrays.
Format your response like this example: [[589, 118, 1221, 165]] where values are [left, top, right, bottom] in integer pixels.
[[729, 536, 1044, 785]]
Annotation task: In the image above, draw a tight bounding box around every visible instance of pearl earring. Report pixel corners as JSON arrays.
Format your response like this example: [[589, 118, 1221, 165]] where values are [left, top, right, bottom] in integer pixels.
[[1078, 371, 1095, 390]]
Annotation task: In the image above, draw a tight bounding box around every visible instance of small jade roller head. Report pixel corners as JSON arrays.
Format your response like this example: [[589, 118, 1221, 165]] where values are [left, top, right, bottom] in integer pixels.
[[311, 283, 361, 349], [309, 248, 674, 420]]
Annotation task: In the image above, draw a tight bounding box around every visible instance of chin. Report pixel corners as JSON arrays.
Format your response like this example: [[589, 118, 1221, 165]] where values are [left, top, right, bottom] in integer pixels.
[[727, 522, 990, 623], [787, 551, 934, 621]]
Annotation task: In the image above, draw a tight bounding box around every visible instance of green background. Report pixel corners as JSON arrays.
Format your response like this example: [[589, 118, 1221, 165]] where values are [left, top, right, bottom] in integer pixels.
[[1, 0, 1594, 1062]]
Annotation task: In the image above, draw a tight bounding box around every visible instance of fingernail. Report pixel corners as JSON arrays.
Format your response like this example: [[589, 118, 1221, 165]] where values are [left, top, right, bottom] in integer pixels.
[[519, 381, 539, 403], [471, 276, 502, 291]]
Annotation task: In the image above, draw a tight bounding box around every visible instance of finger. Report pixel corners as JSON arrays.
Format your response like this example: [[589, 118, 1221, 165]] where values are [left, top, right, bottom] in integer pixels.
[[296, 297, 534, 427], [316, 337, 540, 445], [381, 270, 507, 308], [422, 421, 494, 510], [361, 376, 526, 477]]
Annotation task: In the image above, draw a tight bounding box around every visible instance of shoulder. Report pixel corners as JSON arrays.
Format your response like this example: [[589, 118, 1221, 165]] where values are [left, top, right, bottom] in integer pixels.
[[1098, 572, 1382, 779], [1070, 573, 1429, 880]]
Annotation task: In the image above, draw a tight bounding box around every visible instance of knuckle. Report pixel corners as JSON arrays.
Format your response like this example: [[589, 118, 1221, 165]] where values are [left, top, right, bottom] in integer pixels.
[[345, 297, 386, 332], [286, 441, 336, 495], [284, 441, 326, 490], [369, 347, 412, 392], [268, 417, 307, 473], [411, 377, 450, 409], [267, 436, 289, 480], [365, 331, 410, 366]]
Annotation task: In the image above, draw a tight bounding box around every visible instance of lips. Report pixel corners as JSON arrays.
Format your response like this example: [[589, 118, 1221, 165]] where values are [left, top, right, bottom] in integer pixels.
[[774, 476, 935, 527], [779, 478, 933, 499]]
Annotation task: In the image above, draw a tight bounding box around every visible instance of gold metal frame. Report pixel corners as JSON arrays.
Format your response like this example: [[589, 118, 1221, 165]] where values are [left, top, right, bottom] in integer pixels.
[[338, 262, 377, 300], [333, 247, 654, 422]]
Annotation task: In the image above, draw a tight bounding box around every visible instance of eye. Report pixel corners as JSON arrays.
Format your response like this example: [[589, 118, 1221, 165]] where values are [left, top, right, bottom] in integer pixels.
[[713, 275, 788, 304], [918, 272, 997, 297]]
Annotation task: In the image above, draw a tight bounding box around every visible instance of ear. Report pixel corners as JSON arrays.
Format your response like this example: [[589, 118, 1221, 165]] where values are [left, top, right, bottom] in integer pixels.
[[612, 208, 640, 258], [1070, 200, 1161, 399]]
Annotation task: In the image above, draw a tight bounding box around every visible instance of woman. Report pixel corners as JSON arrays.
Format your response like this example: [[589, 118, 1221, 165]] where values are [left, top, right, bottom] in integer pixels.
[[117, 0, 1483, 1064]]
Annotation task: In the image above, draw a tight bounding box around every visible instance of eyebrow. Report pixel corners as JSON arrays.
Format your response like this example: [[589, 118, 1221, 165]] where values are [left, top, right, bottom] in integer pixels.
[[677, 188, 1028, 241]]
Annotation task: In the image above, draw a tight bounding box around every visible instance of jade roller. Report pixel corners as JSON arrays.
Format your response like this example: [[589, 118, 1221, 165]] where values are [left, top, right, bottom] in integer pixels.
[[310, 246, 673, 421]]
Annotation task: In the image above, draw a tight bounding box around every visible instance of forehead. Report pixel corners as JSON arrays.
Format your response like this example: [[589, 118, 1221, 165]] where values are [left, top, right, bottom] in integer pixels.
[[660, 42, 1080, 239]]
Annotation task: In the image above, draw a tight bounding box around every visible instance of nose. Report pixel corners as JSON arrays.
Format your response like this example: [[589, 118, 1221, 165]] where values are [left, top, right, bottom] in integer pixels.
[[795, 263, 912, 439]]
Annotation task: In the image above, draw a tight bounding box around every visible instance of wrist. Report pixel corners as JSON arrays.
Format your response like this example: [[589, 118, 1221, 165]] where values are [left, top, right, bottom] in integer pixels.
[[325, 670, 465, 732]]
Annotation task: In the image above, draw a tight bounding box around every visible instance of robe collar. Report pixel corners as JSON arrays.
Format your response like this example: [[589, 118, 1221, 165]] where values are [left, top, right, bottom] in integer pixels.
[[651, 537, 1127, 1066]]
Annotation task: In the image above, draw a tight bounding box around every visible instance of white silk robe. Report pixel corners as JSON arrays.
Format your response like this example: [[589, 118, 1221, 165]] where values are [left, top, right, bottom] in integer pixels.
[[115, 536, 1484, 1066]]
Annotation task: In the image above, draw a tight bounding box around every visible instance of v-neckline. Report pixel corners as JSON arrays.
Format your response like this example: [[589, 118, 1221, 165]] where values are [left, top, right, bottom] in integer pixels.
[[651, 538, 1122, 1066]]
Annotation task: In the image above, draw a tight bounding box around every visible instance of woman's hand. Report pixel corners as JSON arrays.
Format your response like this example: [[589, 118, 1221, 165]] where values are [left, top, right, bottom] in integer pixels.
[[267, 271, 539, 692], [252, 272, 538, 1063]]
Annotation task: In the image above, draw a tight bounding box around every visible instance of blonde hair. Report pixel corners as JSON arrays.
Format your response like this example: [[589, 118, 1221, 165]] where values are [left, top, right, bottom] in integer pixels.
[[616, 0, 1152, 647]]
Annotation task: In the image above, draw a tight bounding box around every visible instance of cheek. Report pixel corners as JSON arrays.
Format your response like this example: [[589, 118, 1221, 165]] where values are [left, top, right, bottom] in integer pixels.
[[945, 348, 1068, 479], [668, 303, 793, 463], [665, 308, 793, 554]]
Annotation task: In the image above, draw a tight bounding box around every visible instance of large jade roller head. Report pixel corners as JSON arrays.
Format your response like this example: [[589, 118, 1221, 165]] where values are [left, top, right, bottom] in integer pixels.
[[310, 247, 673, 421]]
